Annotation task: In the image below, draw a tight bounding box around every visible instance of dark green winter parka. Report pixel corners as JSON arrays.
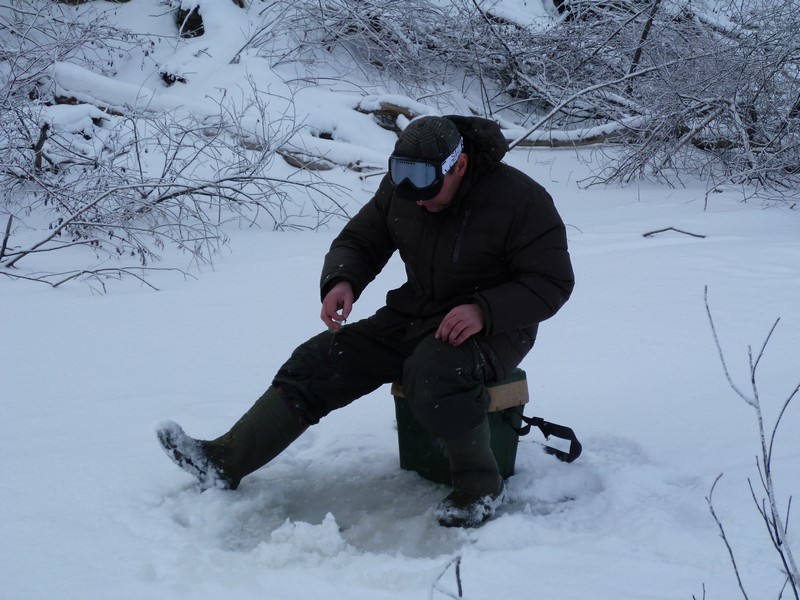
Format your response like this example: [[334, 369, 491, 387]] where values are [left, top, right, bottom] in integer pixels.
[[320, 116, 574, 379]]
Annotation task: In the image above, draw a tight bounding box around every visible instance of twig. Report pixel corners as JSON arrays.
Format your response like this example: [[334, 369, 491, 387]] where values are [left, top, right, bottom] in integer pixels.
[[430, 555, 464, 600], [767, 381, 799, 463], [692, 582, 707, 600], [626, 0, 662, 92], [707, 474, 750, 600], [33, 122, 50, 171], [0, 266, 194, 292], [704, 286, 753, 406], [642, 227, 706, 239], [748, 476, 798, 600], [0, 214, 12, 261], [455, 556, 463, 598]]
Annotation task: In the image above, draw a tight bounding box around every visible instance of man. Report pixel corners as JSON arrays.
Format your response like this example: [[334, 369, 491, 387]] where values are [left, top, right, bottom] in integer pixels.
[[157, 115, 574, 528]]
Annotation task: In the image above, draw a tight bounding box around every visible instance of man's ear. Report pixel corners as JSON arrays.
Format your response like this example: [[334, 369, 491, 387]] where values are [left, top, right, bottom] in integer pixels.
[[455, 153, 468, 176]]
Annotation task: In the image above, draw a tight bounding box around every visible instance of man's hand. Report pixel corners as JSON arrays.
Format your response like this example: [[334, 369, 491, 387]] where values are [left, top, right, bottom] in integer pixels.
[[435, 304, 485, 346], [321, 280, 354, 331]]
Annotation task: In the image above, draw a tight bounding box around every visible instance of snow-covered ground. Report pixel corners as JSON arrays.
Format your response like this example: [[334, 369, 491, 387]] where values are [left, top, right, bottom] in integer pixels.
[[2, 1, 799, 599]]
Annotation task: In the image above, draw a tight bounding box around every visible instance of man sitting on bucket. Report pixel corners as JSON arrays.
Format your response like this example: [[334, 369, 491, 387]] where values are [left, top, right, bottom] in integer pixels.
[[157, 115, 574, 528]]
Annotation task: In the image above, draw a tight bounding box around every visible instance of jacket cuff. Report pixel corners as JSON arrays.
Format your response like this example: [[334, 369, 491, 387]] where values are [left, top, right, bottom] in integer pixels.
[[470, 293, 493, 335]]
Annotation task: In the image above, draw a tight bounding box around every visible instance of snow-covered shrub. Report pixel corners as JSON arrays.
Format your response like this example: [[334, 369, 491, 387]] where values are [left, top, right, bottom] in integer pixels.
[[288, 0, 799, 199], [0, 1, 344, 288]]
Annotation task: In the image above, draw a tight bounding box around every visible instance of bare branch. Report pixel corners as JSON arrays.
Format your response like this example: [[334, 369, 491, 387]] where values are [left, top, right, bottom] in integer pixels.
[[0, 215, 12, 261], [430, 555, 464, 600], [707, 473, 750, 600], [642, 227, 706, 239], [706, 291, 800, 595], [704, 286, 754, 406]]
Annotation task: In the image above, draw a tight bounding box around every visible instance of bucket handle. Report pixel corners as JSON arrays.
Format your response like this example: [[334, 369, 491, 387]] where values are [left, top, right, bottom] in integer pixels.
[[505, 410, 583, 463]]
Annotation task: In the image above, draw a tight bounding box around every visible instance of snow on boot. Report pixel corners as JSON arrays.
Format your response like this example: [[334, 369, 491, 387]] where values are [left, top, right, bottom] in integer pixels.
[[157, 421, 238, 490], [434, 484, 506, 528], [156, 386, 308, 490], [435, 416, 504, 528]]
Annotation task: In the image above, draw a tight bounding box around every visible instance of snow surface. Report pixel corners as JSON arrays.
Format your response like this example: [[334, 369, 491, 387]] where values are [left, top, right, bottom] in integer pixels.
[[2, 1, 799, 599]]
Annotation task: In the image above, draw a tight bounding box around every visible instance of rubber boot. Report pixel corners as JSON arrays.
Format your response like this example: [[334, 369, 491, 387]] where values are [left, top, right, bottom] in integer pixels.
[[156, 386, 308, 490], [434, 416, 505, 528]]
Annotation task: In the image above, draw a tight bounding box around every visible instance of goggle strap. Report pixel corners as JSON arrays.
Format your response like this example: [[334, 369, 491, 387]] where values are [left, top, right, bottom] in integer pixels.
[[441, 137, 463, 175]]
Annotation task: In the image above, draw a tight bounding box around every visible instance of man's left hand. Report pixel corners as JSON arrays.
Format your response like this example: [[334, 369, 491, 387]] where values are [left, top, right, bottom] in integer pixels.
[[435, 304, 485, 347]]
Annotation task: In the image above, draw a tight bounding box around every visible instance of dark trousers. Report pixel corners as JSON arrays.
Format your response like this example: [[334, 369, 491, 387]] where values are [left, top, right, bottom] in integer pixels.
[[273, 318, 495, 440]]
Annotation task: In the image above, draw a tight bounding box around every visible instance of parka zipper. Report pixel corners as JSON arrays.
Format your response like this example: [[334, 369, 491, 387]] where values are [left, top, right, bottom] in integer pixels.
[[452, 209, 471, 263]]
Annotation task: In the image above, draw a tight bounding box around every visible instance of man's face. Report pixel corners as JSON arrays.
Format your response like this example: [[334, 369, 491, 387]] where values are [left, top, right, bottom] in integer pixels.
[[416, 154, 467, 213]]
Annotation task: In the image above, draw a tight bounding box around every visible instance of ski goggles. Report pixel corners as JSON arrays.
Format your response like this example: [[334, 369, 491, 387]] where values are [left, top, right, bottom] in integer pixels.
[[388, 137, 463, 190]]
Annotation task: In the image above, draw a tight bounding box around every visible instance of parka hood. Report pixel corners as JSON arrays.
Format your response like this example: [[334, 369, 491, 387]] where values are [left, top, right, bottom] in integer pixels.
[[445, 115, 508, 179]]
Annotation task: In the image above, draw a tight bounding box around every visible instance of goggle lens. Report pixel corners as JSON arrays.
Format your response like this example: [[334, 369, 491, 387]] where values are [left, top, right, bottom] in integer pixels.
[[388, 158, 438, 188]]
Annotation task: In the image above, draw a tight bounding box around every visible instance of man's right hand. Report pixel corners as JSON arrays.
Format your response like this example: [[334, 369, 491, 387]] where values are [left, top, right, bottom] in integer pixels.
[[320, 280, 354, 331]]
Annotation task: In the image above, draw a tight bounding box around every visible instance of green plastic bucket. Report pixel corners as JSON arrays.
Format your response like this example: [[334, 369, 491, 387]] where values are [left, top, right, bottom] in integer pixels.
[[393, 369, 527, 485]]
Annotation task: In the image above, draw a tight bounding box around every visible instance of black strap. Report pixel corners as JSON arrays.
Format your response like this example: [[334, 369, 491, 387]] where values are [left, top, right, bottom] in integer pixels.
[[506, 411, 582, 463]]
